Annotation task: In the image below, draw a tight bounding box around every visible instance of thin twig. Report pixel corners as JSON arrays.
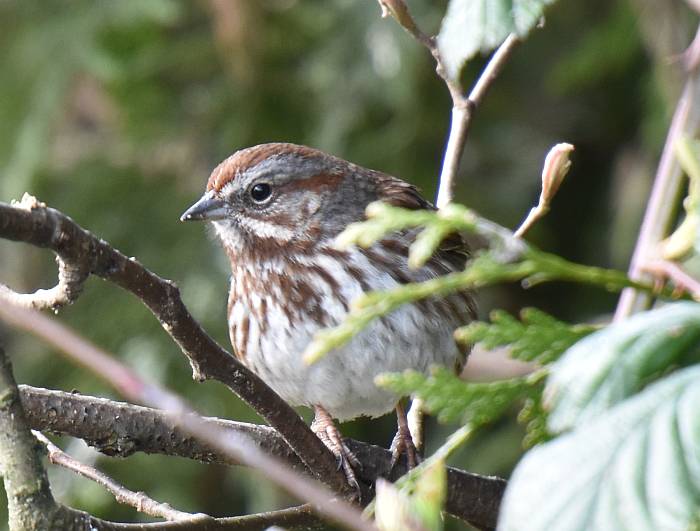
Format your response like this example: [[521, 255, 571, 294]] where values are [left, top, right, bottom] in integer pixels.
[[0, 199, 350, 496], [683, 23, 700, 72], [614, 45, 700, 321], [0, 300, 163, 402], [380, 3, 520, 454], [376, 2, 519, 208], [435, 34, 521, 209], [0, 302, 374, 531], [34, 431, 198, 522], [0, 255, 87, 311]]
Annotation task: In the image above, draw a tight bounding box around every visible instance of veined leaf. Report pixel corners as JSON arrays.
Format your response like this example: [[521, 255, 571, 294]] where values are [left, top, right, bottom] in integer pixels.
[[547, 302, 700, 433], [499, 365, 700, 531], [437, 0, 557, 80]]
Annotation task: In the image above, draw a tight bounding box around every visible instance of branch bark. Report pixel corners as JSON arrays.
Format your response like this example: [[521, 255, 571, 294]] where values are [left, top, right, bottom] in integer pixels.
[[0, 300, 371, 531], [34, 431, 199, 522], [20, 385, 507, 530], [0, 347, 339, 529], [0, 198, 349, 495], [0, 347, 62, 530]]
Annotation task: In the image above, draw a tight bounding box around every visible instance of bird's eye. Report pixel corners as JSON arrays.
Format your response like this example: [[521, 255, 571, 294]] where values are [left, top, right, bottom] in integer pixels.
[[250, 183, 272, 203]]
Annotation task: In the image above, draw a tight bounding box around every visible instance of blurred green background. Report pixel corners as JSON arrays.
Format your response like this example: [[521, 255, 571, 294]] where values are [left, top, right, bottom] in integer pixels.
[[0, 0, 695, 528]]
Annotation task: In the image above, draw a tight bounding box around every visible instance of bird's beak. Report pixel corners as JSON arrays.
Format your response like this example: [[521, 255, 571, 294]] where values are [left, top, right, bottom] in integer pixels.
[[180, 191, 228, 222]]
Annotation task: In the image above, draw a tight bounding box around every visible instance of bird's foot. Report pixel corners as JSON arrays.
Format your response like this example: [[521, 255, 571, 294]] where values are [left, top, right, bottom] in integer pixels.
[[390, 423, 421, 471], [311, 406, 362, 494], [391, 402, 421, 472]]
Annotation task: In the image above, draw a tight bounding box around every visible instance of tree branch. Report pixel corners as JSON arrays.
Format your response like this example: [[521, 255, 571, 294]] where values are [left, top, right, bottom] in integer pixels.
[[376, 2, 520, 208], [614, 22, 700, 321], [435, 34, 520, 209], [0, 346, 63, 529], [34, 430, 198, 522], [20, 385, 304, 470], [0, 197, 350, 495], [0, 301, 372, 531], [34, 432, 328, 530], [1, 345, 335, 530], [20, 385, 507, 530]]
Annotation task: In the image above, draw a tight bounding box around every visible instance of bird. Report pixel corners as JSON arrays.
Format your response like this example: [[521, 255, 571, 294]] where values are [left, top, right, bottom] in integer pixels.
[[181, 143, 475, 488]]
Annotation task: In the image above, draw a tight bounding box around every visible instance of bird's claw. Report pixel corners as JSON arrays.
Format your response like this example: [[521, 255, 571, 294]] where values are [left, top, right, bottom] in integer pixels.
[[389, 425, 421, 471], [311, 408, 362, 496]]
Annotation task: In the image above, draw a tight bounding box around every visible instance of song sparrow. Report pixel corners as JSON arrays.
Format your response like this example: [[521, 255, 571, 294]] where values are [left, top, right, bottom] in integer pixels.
[[181, 143, 475, 487]]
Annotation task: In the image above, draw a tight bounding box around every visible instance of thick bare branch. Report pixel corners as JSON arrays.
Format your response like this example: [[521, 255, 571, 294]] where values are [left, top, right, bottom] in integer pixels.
[[0, 346, 62, 529], [20, 385, 303, 468], [0, 344, 327, 531], [0, 199, 349, 495], [21, 386, 506, 530]]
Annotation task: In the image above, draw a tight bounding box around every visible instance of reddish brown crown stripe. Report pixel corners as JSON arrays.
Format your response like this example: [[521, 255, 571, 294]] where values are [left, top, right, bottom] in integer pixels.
[[207, 143, 332, 192]]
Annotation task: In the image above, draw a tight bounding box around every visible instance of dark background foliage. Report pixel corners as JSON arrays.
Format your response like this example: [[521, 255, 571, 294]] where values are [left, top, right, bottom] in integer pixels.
[[0, 0, 692, 527]]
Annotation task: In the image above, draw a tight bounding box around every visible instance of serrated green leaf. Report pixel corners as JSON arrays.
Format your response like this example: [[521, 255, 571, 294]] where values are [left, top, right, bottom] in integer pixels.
[[437, 0, 557, 80], [377, 367, 538, 426], [547, 302, 700, 433], [499, 364, 700, 531], [457, 308, 596, 364]]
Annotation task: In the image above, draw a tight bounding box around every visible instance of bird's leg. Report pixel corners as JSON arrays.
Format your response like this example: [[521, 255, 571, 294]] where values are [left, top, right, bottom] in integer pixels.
[[310, 405, 361, 492], [390, 400, 421, 470]]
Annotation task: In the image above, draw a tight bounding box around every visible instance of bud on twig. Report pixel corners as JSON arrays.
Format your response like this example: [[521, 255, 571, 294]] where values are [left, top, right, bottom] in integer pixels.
[[514, 143, 574, 238]]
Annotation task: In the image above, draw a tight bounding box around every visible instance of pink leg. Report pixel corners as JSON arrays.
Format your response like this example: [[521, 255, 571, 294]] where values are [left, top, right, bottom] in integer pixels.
[[390, 401, 420, 470], [310, 405, 361, 493]]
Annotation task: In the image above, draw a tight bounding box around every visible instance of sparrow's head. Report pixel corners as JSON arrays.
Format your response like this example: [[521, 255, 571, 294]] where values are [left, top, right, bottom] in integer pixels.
[[181, 143, 430, 253], [181, 143, 372, 248]]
